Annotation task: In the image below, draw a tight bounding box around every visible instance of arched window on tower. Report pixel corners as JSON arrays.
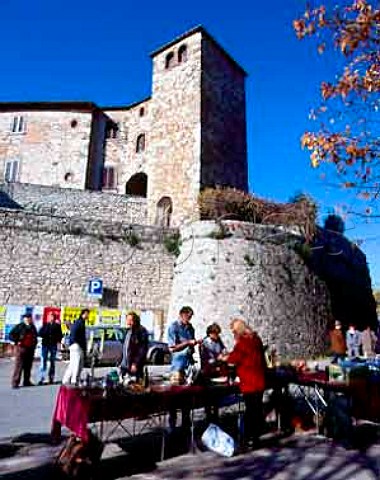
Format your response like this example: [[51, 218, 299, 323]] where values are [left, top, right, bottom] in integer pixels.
[[178, 44, 188, 63], [155, 196, 173, 227], [165, 52, 175, 69], [136, 133, 145, 153], [125, 172, 148, 197]]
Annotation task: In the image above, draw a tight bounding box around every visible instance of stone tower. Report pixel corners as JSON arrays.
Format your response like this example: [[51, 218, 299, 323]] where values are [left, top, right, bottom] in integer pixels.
[[0, 27, 248, 228], [148, 26, 248, 226]]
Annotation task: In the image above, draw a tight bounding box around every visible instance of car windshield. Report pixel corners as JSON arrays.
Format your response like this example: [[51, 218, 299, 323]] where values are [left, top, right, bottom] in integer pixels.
[[86, 327, 126, 342]]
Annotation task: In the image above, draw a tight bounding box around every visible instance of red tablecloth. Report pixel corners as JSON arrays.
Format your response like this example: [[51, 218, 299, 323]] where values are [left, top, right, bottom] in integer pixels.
[[51, 383, 237, 442], [52, 386, 93, 441]]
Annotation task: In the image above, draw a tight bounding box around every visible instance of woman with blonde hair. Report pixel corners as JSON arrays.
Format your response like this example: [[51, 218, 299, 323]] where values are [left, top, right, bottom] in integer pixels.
[[220, 317, 267, 449]]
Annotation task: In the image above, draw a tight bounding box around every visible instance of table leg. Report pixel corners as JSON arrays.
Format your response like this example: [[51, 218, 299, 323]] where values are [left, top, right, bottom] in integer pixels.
[[190, 405, 196, 454], [160, 413, 166, 462]]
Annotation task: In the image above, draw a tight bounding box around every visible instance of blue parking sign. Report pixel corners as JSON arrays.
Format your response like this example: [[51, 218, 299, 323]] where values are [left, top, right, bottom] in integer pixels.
[[88, 278, 103, 298]]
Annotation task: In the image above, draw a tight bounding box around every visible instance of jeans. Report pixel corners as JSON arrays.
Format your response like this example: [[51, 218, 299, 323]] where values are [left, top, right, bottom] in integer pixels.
[[39, 345, 57, 382], [62, 344, 84, 385], [171, 349, 192, 373], [331, 353, 345, 364]]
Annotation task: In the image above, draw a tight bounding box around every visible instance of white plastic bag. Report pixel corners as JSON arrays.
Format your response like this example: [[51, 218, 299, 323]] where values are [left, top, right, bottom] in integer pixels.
[[201, 423, 235, 457]]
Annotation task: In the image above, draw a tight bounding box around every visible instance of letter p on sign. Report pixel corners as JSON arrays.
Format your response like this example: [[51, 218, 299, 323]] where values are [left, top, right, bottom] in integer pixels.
[[88, 278, 103, 298]]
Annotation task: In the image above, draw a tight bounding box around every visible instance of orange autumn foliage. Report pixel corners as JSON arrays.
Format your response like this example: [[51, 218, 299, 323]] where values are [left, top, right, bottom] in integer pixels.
[[294, 1, 380, 206]]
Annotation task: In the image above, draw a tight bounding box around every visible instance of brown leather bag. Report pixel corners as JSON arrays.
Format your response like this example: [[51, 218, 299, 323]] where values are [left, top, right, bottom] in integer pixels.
[[55, 431, 103, 479]]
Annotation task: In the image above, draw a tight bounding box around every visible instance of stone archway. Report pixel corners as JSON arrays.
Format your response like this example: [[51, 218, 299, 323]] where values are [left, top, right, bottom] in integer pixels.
[[125, 172, 148, 197], [155, 196, 173, 227]]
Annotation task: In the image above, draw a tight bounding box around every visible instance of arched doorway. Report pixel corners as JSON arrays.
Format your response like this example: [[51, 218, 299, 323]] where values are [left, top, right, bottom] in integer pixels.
[[155, 196, 173, 227], [125, 172, 148, 197]]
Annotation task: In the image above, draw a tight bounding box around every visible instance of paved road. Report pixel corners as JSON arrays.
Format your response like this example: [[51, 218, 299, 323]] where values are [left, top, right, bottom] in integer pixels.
[[0, 358, 168, 439], [0, 358, 379, 479]]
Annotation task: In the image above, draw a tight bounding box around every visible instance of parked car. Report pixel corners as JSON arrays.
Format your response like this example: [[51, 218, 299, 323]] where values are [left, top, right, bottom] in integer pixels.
[[61, 325, 171, 367]]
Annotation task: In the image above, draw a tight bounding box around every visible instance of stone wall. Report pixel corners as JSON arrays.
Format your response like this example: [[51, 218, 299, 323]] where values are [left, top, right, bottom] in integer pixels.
[[0, 207, 350, 358], [167, 221, 331, 359], [149, 31, 203, 226], [0, 110, 99, 190], [0, 182, 148, 224], [0, 208, 176, 314], [201, 38, 248, 191], [307, 227, 378, 330], [104, 98, 151, 195]]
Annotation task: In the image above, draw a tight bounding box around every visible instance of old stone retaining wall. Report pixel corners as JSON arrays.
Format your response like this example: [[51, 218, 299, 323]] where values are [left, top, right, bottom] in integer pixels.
[[0, 182, 148, 224], [0, 208, 175, 313], [0, 210, 334, 357], [167, 221, 331, 359]]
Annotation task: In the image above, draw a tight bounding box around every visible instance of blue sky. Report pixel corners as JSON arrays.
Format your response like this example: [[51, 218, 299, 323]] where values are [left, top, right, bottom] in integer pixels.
[[1, 0, 379, 288]]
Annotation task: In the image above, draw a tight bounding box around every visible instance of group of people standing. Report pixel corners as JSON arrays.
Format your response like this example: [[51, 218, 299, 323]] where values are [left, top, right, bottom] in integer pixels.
[[8, 308, 151, 389], [10, 304, 267, 449], [10, 311, 62, 389], [329, 320, 380, 363], [167, 306, 267, 449]]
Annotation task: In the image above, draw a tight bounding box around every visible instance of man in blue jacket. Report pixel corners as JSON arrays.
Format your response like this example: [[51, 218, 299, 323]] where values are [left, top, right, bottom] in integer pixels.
[[62, 309, 88, 385], [38, 312, 63, 385]]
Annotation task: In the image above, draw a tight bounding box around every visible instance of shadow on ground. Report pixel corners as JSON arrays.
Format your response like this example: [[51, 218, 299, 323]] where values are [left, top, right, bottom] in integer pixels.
[[0, 422, 379, 480]]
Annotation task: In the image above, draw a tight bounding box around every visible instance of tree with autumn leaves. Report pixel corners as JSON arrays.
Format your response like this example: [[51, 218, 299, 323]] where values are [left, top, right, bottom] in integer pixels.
[[294, 0, 380, 215]]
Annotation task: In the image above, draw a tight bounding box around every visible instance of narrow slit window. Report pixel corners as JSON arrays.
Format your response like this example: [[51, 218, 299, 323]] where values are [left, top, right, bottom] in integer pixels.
[[165, 52, 175, 69], [136, 133, 146, 153], [178, 45, 188, 63]]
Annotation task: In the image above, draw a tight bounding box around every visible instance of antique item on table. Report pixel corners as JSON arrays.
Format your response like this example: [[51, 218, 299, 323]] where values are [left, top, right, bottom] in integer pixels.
[[127, 382, 145, 394], [121, 373, 137, 387], [169, 370, 185, 385], [143, 366, 150, 389], [210, 376, 228, 384]]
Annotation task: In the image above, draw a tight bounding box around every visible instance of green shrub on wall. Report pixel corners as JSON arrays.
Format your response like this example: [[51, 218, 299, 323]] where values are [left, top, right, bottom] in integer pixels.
[[125, 231, 140, 247], [163, 233, 182, 257], [208, 224, 232, 240]]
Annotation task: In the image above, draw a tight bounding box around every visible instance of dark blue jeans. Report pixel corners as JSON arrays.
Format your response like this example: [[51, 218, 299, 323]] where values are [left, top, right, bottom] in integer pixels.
[[39, 345, 57, 382]]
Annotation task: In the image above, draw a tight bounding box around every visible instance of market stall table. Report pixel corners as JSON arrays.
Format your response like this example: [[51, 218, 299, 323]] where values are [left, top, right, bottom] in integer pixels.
[[287, 370, 380, 428], [51, 383, 242, 458]]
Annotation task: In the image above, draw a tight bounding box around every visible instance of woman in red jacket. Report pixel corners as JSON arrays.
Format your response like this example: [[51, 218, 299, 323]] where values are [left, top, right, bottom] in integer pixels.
[[221, 318, 267, 448]]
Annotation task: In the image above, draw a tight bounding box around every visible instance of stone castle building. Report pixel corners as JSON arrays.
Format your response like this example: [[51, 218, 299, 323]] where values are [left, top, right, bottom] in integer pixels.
[[0, 26, 248, 227], [0, 27, 376, 357]]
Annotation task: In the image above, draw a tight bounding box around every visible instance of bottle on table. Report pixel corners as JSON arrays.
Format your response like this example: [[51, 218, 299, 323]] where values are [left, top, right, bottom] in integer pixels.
[[143, 366, 150, 390]]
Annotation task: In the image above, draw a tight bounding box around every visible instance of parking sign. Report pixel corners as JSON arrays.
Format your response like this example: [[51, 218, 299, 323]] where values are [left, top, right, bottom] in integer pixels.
[[88, 278, 103, 298]]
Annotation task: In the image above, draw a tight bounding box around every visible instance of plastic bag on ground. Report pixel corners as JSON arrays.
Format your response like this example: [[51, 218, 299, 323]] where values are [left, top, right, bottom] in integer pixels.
[[201, 423, 235, 457]]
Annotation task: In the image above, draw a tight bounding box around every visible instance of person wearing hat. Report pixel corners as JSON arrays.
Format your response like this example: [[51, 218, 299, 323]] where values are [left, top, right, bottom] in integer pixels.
[[9, 313, 38, 388]]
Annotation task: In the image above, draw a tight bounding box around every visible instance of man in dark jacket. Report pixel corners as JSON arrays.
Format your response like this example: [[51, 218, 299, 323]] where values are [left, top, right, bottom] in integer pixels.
[[62, 309, 88, 385], [10, 313, 38, 388], [38, 312, 63, 385], [120, 312, 148, 380]]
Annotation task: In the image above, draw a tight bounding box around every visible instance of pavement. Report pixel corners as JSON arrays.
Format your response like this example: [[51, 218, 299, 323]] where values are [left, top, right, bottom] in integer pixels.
[[0, 358, 379, 479]]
